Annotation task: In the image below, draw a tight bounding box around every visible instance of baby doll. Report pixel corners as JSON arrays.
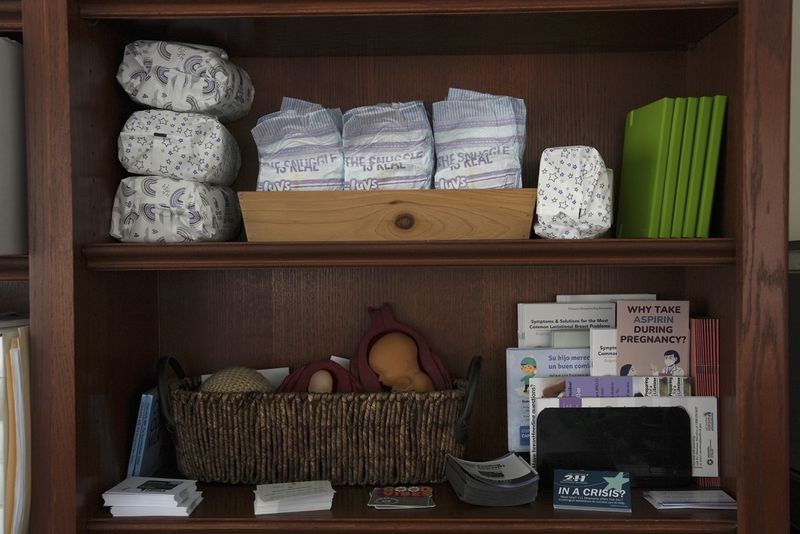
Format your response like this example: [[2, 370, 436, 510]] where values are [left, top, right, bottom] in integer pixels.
[[368, 332, 434, 393]]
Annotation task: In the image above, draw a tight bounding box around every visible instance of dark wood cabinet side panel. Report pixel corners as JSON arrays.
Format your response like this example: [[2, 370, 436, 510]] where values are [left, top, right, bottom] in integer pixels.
[[736, 1, 791, 533], [158, 266, 687, 459], [228, 52, 686, 193], [23, 0, 79, 532]]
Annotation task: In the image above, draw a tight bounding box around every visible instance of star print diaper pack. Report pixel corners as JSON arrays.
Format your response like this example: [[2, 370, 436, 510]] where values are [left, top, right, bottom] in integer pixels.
[[112, 41, 251, 242], [118, 110, 241, 186], [110, 177, 241, 242], [533, 146, 613, 239], [116, 40, 254, 122]]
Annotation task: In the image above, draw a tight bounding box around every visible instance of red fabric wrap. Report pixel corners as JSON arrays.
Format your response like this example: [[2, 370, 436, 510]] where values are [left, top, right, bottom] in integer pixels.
[[277, 360, 363, 393]]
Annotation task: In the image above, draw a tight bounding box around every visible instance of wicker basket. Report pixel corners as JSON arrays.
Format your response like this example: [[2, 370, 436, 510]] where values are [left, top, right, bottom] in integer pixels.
[[158, 356, 480, 486]]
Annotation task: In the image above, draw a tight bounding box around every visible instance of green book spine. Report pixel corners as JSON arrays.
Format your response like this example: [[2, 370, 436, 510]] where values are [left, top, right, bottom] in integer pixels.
[[695, 95, 728, 238], [681, 96, 713, 237], [658, 97, 687, 238], [670, 97, 699, 237], [616, 97, 675, 238]]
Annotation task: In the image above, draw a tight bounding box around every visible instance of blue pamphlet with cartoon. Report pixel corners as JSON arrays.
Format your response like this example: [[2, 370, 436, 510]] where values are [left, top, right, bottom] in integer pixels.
[[553, 470, 631, 512]]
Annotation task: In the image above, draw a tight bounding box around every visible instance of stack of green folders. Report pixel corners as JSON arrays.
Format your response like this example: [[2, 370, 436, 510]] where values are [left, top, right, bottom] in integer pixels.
[[616, 95, 727, 238]]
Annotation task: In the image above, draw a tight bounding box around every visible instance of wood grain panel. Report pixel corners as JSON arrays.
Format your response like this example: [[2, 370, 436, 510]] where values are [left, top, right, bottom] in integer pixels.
[[158, 266, 687, 459], [78, 0, 736, 18], [82, 240, 736, 270], [239, 190, 536, 241], [22, 1, 78, 533], [88, 9, 736, 57], [736, 1, 791, 533]]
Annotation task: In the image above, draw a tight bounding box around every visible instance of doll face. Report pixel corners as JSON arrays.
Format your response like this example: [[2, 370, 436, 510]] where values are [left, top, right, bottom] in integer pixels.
[[368, 332, 433, 392], [308, 369, 334, 393]]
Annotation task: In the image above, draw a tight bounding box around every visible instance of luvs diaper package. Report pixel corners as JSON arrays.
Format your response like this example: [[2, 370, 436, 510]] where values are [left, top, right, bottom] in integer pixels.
[[342, 101, 434, 190], [447, 88, 527, 165], [432, 97, 521, 189], [252, 106, 345, 191]]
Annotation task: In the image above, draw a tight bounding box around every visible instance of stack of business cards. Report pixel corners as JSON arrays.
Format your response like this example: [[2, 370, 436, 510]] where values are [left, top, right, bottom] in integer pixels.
[[254, 480, 335, 515], [102, 477, 202, 517], [643, 489, 736, 510], [367, 486, 435, 509]]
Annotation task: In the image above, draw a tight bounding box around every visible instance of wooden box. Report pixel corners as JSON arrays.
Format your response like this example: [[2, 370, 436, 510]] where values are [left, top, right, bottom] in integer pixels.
[[238, 189, 537, 242]]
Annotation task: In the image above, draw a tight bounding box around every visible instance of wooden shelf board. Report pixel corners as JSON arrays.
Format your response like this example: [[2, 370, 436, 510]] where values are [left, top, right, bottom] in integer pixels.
[[0, 1, 21, 31], [80, 0, 736, 18], [0, 255, 27, 281], [82, 239, 735, 270], [86, 484, 736, 533]]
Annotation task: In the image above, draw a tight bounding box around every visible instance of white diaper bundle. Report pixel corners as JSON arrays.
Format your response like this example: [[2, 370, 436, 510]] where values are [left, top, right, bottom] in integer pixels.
[[342, 101, 433, 190], [110, 177, 241, 242], [447, 88, 526, 164], [118, 110, 240, 186], [116, 40, 254, 122], [432, 95, 522, 189], [533, 146, 613, 239], [252, 100, 345, 191], [112, 41, 250, 242]]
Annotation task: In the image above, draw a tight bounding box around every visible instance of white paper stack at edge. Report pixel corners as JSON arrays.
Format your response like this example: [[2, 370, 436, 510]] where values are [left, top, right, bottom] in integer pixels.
[[102, 477, 203, 517], [254, 480, 335, 515]]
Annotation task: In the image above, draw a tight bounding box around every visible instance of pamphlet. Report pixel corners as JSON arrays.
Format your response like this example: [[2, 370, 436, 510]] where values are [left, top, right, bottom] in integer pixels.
[[553, 470, 631, 512]]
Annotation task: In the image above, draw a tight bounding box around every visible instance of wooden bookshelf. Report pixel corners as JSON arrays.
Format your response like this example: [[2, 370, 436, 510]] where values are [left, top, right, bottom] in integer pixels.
[[19, 0, 790, 533]]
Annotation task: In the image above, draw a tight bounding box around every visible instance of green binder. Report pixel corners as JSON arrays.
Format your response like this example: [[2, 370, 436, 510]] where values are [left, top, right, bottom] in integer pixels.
[[658, 97, 687, 237], [681, 96, 713, 237], [616, 97, 675, 238], [670, 97, 699, 238], [695, 95, 728, 238]]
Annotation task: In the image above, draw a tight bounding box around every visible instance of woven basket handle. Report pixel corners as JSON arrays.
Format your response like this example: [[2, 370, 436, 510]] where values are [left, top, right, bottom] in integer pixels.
[[455, 355, 481, 444], [157, 356, 185, 434]]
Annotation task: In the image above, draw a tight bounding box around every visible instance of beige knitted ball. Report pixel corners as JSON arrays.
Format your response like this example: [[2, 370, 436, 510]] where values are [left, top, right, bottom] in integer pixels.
[[200, 367, 272, 393]]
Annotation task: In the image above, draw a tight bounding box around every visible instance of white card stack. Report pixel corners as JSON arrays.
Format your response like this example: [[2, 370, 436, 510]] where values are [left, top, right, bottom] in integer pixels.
[[254, 480, 335, 515], [102, 477, 203, 517]]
